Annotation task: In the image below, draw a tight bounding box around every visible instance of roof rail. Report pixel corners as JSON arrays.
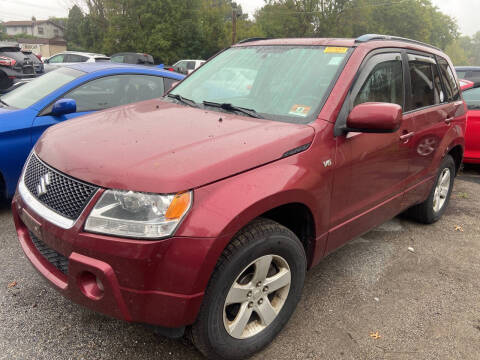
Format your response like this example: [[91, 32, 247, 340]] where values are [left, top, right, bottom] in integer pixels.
[[237, 37, 270, 44], [355, 34, 441, 52]]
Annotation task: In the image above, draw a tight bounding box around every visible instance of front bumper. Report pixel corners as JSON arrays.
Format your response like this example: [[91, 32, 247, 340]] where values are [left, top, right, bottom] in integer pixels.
[[12, 189, 216, 328]]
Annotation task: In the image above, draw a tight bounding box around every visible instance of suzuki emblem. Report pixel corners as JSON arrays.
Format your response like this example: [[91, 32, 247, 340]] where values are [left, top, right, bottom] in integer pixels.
[[36, 173, 52, 197]]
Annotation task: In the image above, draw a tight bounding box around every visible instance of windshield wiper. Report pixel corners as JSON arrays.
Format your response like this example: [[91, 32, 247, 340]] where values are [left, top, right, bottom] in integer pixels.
[[202, 101, 263, 119], [167, 93, 199, 108], [0, 98, 8, 107]]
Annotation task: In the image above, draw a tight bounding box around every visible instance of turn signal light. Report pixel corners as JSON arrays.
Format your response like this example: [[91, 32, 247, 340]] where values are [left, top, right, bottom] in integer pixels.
[[166, 192, 191, 220]]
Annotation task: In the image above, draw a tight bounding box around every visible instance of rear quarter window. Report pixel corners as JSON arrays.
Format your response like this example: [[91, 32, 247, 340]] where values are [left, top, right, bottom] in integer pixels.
[[438, 57, 460, 101]]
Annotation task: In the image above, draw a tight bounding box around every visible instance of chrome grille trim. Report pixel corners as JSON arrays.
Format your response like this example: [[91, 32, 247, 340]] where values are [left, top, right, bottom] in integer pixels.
[[19, 179, 75, 229]]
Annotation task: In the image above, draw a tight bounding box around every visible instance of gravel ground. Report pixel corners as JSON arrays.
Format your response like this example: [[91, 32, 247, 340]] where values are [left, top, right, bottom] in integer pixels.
[[1, 167, 479, 360]]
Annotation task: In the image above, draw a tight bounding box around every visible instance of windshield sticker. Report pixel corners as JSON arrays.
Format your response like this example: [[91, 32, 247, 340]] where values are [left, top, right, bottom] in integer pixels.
[[289, 104, 311, 117], [328, 56, 344, 66], [324, 47, 348, 54]]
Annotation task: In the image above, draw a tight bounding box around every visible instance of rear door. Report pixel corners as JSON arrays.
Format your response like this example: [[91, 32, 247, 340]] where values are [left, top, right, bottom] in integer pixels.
[[328, 50, 411, 253], [462, 86, 480, 162], [401, 53, 449, 206], [403, 54, 464, 206]]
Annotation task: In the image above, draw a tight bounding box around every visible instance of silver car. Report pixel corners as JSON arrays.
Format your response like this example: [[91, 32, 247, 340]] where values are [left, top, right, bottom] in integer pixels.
[[43, 51, 110, 72]]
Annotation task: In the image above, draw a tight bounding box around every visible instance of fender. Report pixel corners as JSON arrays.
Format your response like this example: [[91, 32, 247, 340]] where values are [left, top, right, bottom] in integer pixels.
[[175, 150, 334, 294]]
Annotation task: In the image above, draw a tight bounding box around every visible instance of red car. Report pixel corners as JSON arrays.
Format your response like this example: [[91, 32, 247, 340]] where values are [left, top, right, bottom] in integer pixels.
[[12, 35, 465, 359], [459, 79, 480, 163]]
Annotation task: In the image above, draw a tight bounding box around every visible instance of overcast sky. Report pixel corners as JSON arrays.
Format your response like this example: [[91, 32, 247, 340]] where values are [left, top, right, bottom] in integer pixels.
[[1, 0, 479, 36]]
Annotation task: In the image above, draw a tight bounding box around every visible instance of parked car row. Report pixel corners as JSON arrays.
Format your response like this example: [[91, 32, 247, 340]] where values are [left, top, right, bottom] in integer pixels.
[[0, 44, 205, 93], [0, 63, 184, 199]]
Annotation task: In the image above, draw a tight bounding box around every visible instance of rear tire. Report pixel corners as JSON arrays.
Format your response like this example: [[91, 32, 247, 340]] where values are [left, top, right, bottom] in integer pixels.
[[191, 218, 306, 360], [407, 155, 455, 224]]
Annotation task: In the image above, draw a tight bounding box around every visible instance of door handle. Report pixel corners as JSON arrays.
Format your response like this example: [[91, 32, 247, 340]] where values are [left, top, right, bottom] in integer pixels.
[[445, 117, 454, 125], [400, 131, 415, 142]]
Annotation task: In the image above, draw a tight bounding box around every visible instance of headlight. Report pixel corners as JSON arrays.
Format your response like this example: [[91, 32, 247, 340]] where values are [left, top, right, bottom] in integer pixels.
[[85, 190, 192, 239]]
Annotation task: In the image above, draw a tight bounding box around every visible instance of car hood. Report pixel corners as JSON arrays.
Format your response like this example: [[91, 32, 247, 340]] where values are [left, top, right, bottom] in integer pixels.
[[35, 100, 315, 193]]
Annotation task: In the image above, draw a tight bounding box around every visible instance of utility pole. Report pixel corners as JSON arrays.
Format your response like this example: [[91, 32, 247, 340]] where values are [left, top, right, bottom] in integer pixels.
[[232, 8, 237, 44]]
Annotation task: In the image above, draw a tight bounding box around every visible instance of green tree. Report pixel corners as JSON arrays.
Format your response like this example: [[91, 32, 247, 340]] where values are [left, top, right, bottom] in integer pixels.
[[66, 5, 85, 49], [445, 40, 469, 65]]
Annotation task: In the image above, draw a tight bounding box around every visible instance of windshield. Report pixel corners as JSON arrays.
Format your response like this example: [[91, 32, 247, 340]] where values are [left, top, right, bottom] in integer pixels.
[[0, 67, 85, 109], [170, 45, 349, 123]]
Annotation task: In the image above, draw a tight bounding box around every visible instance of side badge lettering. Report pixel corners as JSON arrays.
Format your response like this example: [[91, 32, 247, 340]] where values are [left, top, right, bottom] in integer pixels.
[[323, 159, 332, 168]]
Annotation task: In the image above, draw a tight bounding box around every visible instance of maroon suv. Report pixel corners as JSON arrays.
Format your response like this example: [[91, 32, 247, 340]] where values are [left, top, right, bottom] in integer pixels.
[[12, 35, 466, 359]]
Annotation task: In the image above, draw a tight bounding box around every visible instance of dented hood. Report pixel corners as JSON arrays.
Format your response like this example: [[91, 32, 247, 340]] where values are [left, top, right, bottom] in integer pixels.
[[35, 100, 315, 193]]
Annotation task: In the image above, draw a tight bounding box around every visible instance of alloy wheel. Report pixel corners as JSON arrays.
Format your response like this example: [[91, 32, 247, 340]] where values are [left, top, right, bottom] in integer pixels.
[[433, 168, 451, 213], [223, 254, 291, 339]]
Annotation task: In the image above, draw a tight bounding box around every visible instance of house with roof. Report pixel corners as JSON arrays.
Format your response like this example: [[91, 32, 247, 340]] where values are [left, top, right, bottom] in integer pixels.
[[3, 19, 64, 39]]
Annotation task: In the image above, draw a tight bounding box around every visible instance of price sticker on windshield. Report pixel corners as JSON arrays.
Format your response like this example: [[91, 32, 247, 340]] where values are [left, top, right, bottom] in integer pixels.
[[289, 104, 311, 117], [324, 47, 348, 54]]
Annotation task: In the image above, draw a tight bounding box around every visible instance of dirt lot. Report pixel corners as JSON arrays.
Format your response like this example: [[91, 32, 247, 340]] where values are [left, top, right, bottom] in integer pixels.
[[1, 167, 479, 360]]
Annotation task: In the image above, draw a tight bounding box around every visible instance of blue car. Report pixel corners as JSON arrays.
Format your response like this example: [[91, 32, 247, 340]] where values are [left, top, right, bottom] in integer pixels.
[[0, 63, 184, 199]]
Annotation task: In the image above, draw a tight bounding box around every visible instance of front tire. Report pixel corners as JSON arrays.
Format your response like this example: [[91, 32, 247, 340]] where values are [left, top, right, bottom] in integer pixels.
[[407, 154, 456, 224], [191, 218, 307, 360]]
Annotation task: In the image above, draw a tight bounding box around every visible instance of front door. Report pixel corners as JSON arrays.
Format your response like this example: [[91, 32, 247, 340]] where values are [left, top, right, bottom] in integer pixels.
[[327, 51, 412, 253]]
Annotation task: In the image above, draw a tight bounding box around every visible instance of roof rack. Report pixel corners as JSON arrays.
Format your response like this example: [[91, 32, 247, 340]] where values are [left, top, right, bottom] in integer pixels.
[[237, 37, 271, 44], [355, 34, 441, 52]]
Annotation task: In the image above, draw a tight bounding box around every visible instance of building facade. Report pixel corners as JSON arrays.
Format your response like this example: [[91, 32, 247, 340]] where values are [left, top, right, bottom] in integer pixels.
[[4, 20, 64, 39]]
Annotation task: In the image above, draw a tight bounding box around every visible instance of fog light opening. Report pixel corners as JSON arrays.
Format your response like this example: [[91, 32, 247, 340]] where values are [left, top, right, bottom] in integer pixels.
[[78, 271, 104, 300]]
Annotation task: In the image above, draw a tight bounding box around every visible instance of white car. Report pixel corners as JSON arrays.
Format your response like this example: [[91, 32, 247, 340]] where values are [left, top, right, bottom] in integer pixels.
[[43, 51, 110, 72], [172, 59, 205, 75]]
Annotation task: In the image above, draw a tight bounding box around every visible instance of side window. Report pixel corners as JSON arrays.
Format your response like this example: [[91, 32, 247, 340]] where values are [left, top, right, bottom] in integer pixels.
[[353, 53, 404, 108], [126, 75, 165, 102], [63, 75, 165, 112], [462, 87, 480, 110], [438, 57, 460, 101], [468, 70, 480, 84], [187, 61, 196, 70], [65, 54, 88, 63], [407, 54, 439, 110], [175, 61, 188, 74], [111, 55, 124, 63], [164, 77, 178, 91], [66, 76, 123, 112], [49, 54, 64, 63]]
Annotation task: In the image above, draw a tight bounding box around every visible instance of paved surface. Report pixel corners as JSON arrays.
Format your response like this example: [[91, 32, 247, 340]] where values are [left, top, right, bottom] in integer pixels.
[[1, 167, 479, 360]]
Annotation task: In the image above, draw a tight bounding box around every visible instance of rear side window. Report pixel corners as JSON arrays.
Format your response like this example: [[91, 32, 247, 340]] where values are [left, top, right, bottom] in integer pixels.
[[66, 54, 88, 63], [407, 54, 442, 110], [111, 55, 124, 63], [187, 61, 196, 70], [468, 70, 480, 84], [62, 74, 165, 112], [353, 53, 404, 108], [438, 57, 460, 101], [462, 87, 480, 110], [49, 54, 64, 63]]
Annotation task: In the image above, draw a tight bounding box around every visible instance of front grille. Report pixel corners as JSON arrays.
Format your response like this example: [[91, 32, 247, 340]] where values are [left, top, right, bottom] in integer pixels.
[[29, 231, 69, 275], [24, 154, 99, 220]]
